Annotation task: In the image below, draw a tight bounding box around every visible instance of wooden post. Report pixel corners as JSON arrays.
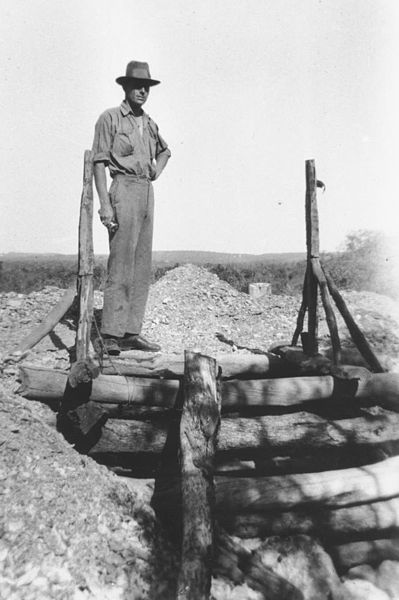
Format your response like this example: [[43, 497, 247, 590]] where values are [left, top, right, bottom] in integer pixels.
[[69, 150, 98, 387], [177, 351, 221, 600], [305, 159, 319, 355], [59, 151, 105, 445]]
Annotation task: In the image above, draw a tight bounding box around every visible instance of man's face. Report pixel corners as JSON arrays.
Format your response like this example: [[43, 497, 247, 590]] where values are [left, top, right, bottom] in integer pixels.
[[124, 80, 150, 108]]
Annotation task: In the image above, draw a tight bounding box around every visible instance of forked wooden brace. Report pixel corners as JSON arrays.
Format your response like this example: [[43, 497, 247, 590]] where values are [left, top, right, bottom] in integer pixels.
[[291, 159, 384, 373]]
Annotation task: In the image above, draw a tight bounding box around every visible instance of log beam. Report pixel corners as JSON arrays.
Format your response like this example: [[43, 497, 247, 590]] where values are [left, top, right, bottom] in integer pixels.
[[18, 364, 399, 411], [88, 407, 399, 458], [157, 456, 399, 514], [100, 351, 289, 380], [219, 496, 399, 541]]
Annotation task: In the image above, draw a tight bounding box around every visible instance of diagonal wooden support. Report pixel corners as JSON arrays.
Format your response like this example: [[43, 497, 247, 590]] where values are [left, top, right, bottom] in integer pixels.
[[322, 265, 384, 373]]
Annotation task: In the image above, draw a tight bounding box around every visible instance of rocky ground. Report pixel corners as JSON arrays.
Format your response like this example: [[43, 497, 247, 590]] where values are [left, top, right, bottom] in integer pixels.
[[1, 264, 399, 599]]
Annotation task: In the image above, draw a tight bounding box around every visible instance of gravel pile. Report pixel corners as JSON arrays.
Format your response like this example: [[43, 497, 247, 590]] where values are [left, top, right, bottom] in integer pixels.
[[142, 264, 301, 355]]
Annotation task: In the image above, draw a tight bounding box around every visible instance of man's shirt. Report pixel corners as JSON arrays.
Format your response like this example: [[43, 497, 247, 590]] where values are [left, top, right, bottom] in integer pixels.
[[92, 100, 171, 179]]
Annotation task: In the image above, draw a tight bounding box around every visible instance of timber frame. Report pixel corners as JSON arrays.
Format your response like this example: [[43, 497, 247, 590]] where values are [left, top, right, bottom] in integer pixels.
[[17, 155, 399, 599]]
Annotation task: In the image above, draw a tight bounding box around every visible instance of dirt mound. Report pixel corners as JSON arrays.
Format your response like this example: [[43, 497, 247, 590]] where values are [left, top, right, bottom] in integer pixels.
[[0, 387, 178, 600]]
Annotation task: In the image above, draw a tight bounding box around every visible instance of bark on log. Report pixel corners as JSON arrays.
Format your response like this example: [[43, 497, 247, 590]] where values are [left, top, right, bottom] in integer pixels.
[[88, 407, 399, 458], [331, 537, 399, 571], [17, 287, 76, 353], [158, 456, 399, 514], [177, 352, 221, 600], [312, 258, 341, 365], [18, 364, 399, 411], [218, 496, 399, 541], [100, 351, 289, 379], [322, 265, 385, 373]]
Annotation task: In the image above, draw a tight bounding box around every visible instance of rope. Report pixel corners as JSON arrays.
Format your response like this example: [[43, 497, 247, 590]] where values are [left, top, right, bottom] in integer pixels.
[[92, 314, 135, 403]]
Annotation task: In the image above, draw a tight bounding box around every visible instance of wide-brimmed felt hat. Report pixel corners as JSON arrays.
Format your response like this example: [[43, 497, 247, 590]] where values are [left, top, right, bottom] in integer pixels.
[[116, 61, 160, 86]]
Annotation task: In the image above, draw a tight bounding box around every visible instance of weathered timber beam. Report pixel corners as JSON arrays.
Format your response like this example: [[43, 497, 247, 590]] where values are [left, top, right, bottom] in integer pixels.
[[18, 364, 399, 410], [100, 351, 289, 379], [157, 456, 399, 513], [331, 537, 399, 571], [177, 352, 221, 600], [88, 407, 399, 457], [17, 287, 77, 353], [218, 496, 399, 541]]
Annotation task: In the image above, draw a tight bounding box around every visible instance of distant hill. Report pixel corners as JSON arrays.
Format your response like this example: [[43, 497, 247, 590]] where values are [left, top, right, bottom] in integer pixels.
[[1, 250, 305, 265]]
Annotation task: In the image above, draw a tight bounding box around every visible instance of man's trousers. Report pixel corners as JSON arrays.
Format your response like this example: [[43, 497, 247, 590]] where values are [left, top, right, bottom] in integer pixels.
[[101, 175, 154, 337]]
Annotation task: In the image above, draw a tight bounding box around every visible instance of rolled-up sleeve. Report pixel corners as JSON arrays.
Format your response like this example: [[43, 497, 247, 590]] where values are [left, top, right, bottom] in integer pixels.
[[148, 118, 171, 159], [156, 130, 171, 159], [92, 111, 113, 163]]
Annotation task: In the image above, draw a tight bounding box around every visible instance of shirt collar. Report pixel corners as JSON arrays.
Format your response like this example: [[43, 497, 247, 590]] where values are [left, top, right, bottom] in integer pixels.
[[120, 99, 148, 121]]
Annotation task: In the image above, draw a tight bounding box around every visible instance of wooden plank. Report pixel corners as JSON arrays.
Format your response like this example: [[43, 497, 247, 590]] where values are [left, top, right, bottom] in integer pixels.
[[18, 364, 399, 410], [177, 352, 221, 600], [219, 496, 399, 541], [88, 407, 399, 458], [322, 265, 385, 373], [17, 287, 76, 353]]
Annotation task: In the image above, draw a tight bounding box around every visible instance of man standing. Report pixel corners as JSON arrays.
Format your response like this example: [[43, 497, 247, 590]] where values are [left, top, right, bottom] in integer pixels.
[[92, 61, 171, 355]]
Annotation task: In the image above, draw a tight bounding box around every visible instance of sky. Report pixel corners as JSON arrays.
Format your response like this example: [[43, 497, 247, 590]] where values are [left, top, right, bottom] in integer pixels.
[[1, 0, 399, 256]]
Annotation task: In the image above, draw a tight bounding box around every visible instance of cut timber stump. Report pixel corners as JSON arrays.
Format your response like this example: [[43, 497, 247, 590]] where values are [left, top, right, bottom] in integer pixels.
[[177, 352, 221, 600]]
